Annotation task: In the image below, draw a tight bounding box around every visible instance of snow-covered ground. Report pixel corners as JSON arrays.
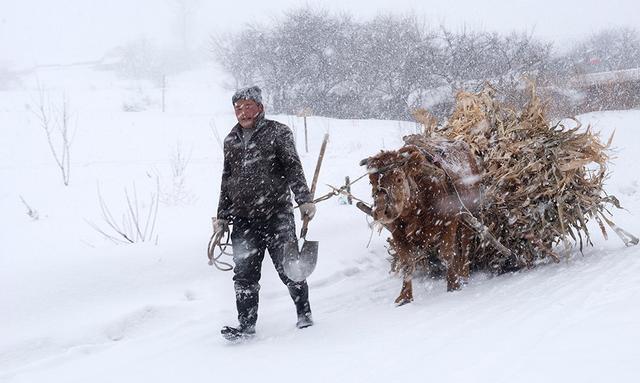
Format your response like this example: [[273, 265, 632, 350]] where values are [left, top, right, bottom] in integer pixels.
[[1, 65, 639, 383]]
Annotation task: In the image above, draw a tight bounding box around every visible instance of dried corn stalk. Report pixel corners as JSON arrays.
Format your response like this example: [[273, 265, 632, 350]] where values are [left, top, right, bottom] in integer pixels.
[[417, 84, 638, 273]]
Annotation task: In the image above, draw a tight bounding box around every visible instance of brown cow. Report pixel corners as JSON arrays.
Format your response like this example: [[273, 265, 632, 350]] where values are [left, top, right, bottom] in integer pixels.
[[361, 134, 482, 304]]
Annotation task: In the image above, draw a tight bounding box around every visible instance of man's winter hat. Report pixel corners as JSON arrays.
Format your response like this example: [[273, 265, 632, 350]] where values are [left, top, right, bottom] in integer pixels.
[[232, 86, 262, 105]]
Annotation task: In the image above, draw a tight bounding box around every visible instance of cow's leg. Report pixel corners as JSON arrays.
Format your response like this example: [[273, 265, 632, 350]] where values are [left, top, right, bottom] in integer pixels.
[[456, 224, 472, 286], [442, 218, 461, 291], [395, 277, 413, 306], [393, 241, 414, 305]]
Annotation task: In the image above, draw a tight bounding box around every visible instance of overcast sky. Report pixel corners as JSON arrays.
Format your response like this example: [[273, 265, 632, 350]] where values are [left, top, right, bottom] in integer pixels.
[[1, 0, 639, 68]]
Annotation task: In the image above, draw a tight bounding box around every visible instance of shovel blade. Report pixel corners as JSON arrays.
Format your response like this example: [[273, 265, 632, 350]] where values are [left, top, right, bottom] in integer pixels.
[[282, 240, 318, 282]]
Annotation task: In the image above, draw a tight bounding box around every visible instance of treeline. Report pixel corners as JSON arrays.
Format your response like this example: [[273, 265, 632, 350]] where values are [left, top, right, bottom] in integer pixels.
[[212, 7, 640, 120]]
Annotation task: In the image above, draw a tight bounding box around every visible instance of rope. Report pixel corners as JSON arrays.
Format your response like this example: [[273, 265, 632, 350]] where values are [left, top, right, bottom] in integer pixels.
[[294, 170, 372, 209], [417, 150, 514, 259], [207, 227, 234, 271]]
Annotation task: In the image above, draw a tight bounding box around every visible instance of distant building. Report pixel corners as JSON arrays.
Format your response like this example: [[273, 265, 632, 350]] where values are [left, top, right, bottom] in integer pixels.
[[571, 68, 640, 111]]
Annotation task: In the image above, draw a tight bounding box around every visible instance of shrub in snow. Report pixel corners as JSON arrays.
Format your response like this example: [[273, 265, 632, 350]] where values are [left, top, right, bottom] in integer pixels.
[[19, 196, 40, 221], [87, 180, 160, 244], [160, 142, 195, 206], [122, 88, 157, 112]]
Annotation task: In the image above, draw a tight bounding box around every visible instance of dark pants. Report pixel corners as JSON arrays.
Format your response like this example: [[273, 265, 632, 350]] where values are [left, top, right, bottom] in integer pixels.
[[231, 212, 311, 328]]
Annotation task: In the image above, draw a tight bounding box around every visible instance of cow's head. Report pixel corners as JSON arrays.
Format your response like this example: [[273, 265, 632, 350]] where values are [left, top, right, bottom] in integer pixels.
[[361, 151, 412, 224]]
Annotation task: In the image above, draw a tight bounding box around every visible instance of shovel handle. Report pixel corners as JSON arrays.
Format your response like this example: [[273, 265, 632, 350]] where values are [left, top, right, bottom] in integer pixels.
[[309, 134, 329, 197], [300, 215, 310, 239], [300, 133, 329, 239]]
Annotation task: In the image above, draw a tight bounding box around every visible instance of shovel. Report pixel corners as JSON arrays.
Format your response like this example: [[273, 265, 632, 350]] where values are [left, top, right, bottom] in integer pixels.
[[282, 133, 329, 282]]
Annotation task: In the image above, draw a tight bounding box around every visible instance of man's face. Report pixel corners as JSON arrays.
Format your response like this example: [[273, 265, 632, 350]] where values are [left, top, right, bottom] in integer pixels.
[[234, 99, 263, 129]]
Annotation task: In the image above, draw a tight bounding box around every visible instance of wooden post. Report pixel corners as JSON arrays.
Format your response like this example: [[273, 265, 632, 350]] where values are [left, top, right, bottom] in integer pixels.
[[297, 108, 312, 153], [345, 176, 352, 205]]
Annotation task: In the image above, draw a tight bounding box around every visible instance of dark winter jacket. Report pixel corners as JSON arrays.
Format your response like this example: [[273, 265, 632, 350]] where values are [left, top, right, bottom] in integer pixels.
[[216, 115, 312, 220]]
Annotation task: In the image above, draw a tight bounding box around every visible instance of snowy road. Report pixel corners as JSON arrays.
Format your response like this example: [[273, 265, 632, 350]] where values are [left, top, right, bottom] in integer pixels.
[[1, 67, 639, 382]]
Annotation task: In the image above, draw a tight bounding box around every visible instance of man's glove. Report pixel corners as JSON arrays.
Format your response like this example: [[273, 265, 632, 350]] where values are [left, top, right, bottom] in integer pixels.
[[212, 218, 229, 235], [299, 202, 316, 220]]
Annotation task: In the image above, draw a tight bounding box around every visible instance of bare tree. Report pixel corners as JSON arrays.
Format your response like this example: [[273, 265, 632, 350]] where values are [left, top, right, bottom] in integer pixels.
[[31, 86, 74, 186], [566, 27, 640, 73], [103, 38, 193, 87], [211, 7, 553, 120], [210, 26, 266, 90]]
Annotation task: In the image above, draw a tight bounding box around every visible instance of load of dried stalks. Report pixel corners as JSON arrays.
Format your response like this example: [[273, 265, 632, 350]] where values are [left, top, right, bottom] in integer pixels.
[[415, 85, 638, 272]]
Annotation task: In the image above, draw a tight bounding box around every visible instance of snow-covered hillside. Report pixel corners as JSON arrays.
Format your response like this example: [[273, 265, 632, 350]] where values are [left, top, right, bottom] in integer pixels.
[[1, 66, 639, 383]]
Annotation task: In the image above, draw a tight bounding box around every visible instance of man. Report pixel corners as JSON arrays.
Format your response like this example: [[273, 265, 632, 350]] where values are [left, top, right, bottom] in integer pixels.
[[214, 85, 316, 341]]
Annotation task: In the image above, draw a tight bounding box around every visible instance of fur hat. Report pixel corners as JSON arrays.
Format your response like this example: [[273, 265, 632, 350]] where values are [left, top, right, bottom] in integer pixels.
[[232, 86, 263, 105]]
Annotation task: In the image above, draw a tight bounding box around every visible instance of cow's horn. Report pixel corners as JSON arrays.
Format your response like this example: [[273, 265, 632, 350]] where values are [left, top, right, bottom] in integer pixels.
[[359, 158, 370, 166]]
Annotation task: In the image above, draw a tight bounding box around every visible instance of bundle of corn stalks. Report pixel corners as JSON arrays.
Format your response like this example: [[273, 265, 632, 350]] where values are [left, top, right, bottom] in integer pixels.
[[415, 85, 638, 272]]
